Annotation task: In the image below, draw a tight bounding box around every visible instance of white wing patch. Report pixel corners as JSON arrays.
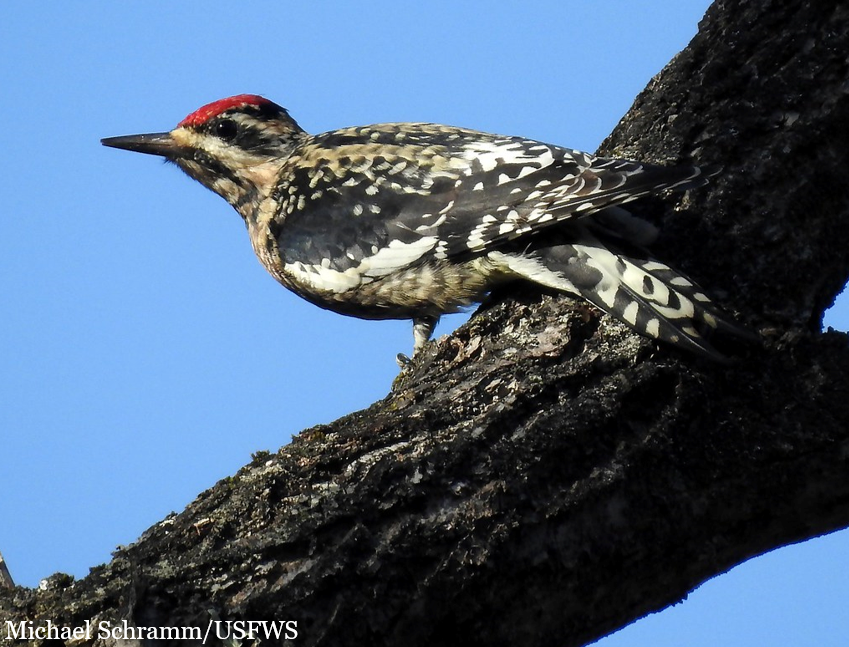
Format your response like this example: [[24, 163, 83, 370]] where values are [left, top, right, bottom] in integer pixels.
[[282, 261, 366, 293], [361, 237, 438, 278], [283, 237, 438, 293]]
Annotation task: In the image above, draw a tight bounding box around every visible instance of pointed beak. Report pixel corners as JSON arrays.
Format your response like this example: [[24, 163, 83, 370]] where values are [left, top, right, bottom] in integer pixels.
[[101, 132, 185, 158]]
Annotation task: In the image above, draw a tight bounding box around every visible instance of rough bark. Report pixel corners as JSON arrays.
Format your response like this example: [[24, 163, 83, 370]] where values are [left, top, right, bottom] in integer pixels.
[[2, 1, 849, 645], [0, 553, 13, 591]]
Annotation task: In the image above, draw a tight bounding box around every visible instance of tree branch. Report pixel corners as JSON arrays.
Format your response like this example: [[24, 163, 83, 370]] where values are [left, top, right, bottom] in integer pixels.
[[0, 552, 13, 591], [2, 1, 848, 645]]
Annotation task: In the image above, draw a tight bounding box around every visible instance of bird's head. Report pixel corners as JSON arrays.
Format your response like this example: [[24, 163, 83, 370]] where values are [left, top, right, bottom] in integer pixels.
[[102, 94, 306, 210]]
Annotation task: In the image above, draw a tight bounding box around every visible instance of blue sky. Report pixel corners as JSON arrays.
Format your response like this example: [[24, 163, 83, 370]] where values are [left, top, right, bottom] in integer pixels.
[[2, 2, 847, 645]]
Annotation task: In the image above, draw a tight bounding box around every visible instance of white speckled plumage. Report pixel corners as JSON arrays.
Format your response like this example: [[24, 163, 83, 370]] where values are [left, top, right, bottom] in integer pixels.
[[102, 94, 748, 361]]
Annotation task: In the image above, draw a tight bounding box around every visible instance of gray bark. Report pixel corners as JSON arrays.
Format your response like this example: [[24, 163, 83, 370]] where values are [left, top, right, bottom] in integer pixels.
[[0, 552, 13, 591], [2, 1, 848, 645]]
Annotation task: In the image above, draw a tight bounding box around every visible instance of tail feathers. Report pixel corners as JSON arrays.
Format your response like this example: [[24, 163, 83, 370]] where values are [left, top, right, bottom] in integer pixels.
[[489, 234, 747, 362], [590, 206, 659, 247], [617, 253, 752, 340]]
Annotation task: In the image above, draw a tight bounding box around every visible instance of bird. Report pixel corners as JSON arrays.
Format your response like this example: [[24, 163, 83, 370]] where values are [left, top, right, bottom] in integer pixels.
[[102, 94, 745, 363]]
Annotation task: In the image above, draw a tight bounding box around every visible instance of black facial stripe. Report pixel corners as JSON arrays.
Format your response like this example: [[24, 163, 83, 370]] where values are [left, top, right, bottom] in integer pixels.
[[201, 116, 284, 156], [197, 102, 299, 152], [233, 186, 259, 211], [231, 124, 281, 155], [193, 150, 242, 186]]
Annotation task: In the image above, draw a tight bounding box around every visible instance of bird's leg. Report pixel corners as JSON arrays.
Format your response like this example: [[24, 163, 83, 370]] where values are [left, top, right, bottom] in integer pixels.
[[396, 315, 439, 367], [413, 316, 438, 354]]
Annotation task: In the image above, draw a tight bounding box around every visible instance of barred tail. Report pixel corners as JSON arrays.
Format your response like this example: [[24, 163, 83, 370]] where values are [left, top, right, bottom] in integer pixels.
[[488, 231, 749, 361]]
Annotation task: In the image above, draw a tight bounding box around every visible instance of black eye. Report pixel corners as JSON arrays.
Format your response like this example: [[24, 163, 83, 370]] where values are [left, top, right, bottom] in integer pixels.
[[214, 118, 239, 141]]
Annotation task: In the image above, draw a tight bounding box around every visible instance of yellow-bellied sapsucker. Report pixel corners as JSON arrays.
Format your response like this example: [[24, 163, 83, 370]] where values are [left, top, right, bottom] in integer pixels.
[[102, 94, 745, 361]]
